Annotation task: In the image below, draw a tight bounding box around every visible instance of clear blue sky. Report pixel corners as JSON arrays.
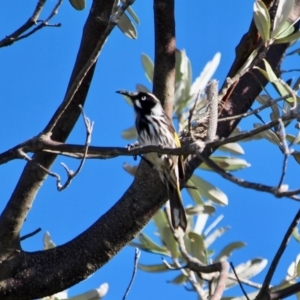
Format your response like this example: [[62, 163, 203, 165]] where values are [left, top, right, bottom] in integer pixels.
[[1, 1, 300, 299]]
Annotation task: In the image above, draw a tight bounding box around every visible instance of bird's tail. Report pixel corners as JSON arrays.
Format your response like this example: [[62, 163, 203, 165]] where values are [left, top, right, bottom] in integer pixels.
[[167, 181, 187, 232]]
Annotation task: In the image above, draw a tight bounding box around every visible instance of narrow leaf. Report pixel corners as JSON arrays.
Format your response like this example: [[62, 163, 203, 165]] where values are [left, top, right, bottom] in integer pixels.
[[162, 226, 179, 259], [275, 30, 300, 44], [126, 6, 140, 25], [253, 123, 280, 145], [141, 54, 154, 82], [186, 179, 204, 204], [191, 175, 228, 206], [136, 84, 151, 93], [219, 143, 245, 155], [188, 232, 207, 264], [137, 233, 169, 255], [205, 227, 230, 248], [121, 126, 137, 140], [214, 242, 246, 262], [272, 0, 294, 38], [169, 273, 188, 285], [138, 263, 171, 273], [69, 0, 85, 10], [185, 204, 216, 216], [200, 157, 250, 172], [253, 0, 271, 43], [117, 13, 138, 39], [123, 163, 137, 176]]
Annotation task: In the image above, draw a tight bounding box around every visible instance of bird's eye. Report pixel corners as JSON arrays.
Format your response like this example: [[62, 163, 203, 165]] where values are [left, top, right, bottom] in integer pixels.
[[141, 96, 146, 101]]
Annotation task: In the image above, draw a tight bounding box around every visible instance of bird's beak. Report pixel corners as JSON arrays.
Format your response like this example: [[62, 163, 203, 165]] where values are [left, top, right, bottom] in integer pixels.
[[116, 90, 137, 99]]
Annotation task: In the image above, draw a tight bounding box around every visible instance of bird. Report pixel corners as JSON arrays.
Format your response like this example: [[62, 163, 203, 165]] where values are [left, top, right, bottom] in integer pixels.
[[116, 90, 187, 232]]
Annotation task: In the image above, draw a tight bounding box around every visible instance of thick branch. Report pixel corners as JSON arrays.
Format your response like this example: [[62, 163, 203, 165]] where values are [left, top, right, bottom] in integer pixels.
[[1, 1, 300, 299], [153, 0, 176, 118]]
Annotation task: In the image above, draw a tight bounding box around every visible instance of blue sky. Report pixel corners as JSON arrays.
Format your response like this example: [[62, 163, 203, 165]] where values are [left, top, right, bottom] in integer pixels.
[[1, 0, 300, 299]]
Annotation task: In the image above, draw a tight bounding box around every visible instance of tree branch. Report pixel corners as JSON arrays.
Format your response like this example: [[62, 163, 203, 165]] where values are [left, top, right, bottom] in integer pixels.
[[258, 209, 300, 298], [1, 1, 300, 299], [153, 0, 176, 118], [0, 0, 62, 48]]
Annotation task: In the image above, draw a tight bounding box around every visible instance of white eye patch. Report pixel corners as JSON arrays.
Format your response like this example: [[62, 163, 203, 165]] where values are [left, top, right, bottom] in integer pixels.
[[134, 100, 142, 108], [141, 96, 146, 101]]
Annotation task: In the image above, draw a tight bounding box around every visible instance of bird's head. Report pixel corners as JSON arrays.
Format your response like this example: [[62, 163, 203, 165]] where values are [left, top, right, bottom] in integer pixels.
[[116, 90, 163, 115]]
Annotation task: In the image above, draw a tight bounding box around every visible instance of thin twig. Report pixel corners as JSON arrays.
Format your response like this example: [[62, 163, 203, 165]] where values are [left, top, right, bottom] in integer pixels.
[[122, 248, 141, 300], [277, 119, 290, 189], [195, 150, 300, 200], [175, 230, 229, 300], [0, 0, 62, 47], [56, 105, 93, 191], [44, 0, 135, 134], [20, 228, 42, 241], [1, 108, 300, 165], [227, 274, 262, 289], [259, 209, 300, 297], [270, 282, 300, 299], [218, 96, 286, 122], [17, 106, 93, 191], [18, 149, 62, 184], [230, 262, 250, 300]]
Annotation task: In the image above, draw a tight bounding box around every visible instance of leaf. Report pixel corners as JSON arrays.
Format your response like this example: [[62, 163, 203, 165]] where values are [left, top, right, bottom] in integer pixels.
[[141, 54, 154, 82], [118, 13, 137, 39], [271, 279, 294, 293], [162, 226, 179, 259], [232, 258, 267, 281], [205, 227, 230, 248], [293, 226, 300, 242], [274, 21, 295, 39], [272, 0, 294, 39], [253, 0, 271, 43], [256, 94, 271, 105], [119, 93, 133, 106], [43, 232, 56, 249], [190, 52, 221, 97], [69, 0, 85, 10], [123, 163, 137, 176], [153, 209, 168, 235], [237, 49, 258, 74], [200, 157, 250, 172], [186, 179, 204, 205], [219, 143, 244, 155], [286, 253, 300, 279], [190, 175, 228, 206], [194, 214, 209, 236], [287, 132, 300, 145], [214, 242, 246, 262], [121, 126, 137, 140], [292, 152, 300, 165], [138, 263, 171, 273], [188, 232, 207, 264], [137, 233, 169, 256], [253, 123, 280, 145], [174, 50, 192, 113], [169, 273, 188, 285], [126, 5, 140, 25], [136, 84, 151, 93], [67, 283, 109, 300], [276, 30, 300, 44], [185, 204, 216, 216], [256, 60, 294, 103]]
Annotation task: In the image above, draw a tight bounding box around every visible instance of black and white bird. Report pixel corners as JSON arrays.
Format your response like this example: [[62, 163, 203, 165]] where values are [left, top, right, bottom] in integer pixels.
[[117, 90, 187, 231]]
